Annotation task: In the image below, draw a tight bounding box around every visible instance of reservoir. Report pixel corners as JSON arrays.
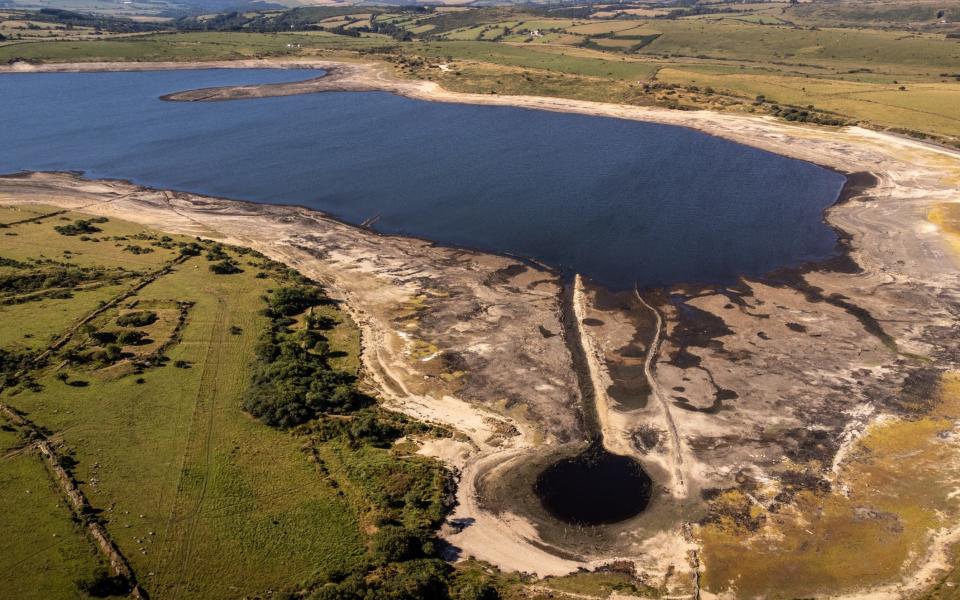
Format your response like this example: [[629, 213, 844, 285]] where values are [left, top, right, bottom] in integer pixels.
[[0, 69, 845, 289]]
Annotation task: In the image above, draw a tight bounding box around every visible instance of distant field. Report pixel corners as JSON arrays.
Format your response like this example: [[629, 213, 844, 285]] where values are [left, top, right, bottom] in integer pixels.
[[415, 41, 661, 79], [657, 67, 960, 136], [635, 20, 960, 73], [4, 2, 957, 142], [566, 20, 647, 35], [0, 30, 394, 62]]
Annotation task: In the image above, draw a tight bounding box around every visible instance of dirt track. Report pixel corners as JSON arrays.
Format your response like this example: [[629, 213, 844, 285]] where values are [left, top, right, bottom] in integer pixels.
[[3, 59, 960, 598]]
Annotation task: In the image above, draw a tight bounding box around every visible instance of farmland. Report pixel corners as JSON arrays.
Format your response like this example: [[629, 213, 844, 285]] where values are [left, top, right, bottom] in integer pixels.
[[2, 1, 958, 143]]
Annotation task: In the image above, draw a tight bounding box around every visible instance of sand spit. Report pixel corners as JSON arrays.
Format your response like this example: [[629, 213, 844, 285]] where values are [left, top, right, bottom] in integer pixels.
[[3, 59, 960, 597]]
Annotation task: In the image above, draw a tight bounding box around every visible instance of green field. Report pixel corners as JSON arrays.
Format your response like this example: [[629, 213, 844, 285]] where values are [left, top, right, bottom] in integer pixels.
[[0, 31, 394, 62], [0, 206, 465, 599], [414, 41, 661, 79], [0, 425, 105, 600]]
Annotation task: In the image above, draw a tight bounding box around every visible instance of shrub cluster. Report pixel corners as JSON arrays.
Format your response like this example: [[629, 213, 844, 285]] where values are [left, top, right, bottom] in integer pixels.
[[0, 267, 107, 295], [769, 104, 847, 125], [210, 259, 242, 275], [244, 286, 365, 428], [309, 554, 500, 600], [54, 217, 107, 236], [238, 282, 500, 599], [0, 348, 32, 386], [123, 244, 154, 255], [116, 311, 157, 327]]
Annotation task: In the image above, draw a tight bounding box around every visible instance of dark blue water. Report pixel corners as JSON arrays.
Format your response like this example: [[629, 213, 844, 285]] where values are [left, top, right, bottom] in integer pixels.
[[0, 69, 844, 289]]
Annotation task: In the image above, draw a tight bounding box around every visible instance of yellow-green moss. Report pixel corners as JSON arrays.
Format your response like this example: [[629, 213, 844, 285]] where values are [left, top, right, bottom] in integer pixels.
[[699, 371, 960, 598]]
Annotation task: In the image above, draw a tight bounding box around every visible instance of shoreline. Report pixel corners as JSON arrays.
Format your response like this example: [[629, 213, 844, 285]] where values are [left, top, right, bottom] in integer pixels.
[[0, 58, 890, 293], [3, 61, 960, 598]]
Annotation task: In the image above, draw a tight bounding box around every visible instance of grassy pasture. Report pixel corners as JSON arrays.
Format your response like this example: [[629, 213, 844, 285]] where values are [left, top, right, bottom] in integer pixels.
[[0, 282, 128, 351], [407, 23, 436, 35], [15, 251, 365, 597], [415, 41, 661, 79], [0, 207, 457, 598], [786, 0, 960, 29], [1, 210, 179, 270], [513, 18, 576, 31], [657, 67, 960, 136], [592, 38, 645, 49], [635, 20, 960, 72], [0, 423, 105, 600], [442, 25, 489, 41], [0, 204, 48, 223], [0, 206, 176, 351], [0, 31, 393, 63], [566, 20, 643, 35]]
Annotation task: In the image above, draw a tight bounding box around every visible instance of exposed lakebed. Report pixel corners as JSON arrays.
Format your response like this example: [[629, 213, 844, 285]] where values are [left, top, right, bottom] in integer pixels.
[[0, 68, 845, 290], [2, 68, 848, 526]]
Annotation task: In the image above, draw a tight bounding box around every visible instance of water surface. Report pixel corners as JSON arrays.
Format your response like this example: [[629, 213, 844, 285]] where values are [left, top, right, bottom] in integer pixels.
[[534, 445, 652, 525], [0, 69, 845, 289]]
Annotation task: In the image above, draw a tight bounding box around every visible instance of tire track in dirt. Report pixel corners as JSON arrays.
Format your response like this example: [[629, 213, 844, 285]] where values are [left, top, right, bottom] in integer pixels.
[[634, 286, 686, 498], [153, 296, 228, 599]]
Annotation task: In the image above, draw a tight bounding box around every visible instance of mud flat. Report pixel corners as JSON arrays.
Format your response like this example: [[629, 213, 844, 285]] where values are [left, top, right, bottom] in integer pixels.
[[3, 59, 960, 598]]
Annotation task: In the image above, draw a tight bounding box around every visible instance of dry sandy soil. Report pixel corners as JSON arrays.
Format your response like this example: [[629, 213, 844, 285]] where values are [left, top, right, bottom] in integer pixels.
[[3, 59, 960, 598]]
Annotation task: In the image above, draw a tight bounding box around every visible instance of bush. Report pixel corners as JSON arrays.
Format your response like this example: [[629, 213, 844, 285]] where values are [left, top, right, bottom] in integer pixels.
[[371, 527, 431, 563], [268, 286, 326, 317], [210, 259, 242, 275], [179, 243, 202, 257], [95, 344, 124, 363], [117, 330, 148, 345], [244, 285, 368, 428], [123, 244, 153, 255], [116, 311, 157, 327], [348, 412, 402, 448], [0, 266, 108, 295], [205, 244, 229, 261], [450, 573, 501, 600], [309, 560, 452, 600], [90, 330, 117, 344], [74, 568, 130, 597], [54, 219, 102, 236]]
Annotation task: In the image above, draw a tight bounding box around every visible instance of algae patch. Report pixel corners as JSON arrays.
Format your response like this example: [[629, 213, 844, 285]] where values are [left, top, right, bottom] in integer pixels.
[[929, 203, 960, 258], [698, 371, 960, 598]]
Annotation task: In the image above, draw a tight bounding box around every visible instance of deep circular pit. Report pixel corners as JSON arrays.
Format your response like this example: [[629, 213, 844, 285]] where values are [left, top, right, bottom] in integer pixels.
[[534, 445, 652, 526]]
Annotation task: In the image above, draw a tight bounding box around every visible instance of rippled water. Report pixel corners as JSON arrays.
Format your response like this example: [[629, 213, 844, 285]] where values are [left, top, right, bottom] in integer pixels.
[[0, 69, 845, 289]]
